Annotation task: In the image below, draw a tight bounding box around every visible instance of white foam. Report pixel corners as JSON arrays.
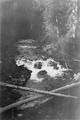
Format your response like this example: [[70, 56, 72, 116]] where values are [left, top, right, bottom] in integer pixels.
[[19, 45, 37, 49], [16, 58, 67, 82]]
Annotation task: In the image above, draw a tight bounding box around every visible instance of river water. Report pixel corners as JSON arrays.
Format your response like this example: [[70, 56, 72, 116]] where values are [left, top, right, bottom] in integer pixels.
[[1, 0, 80, 120]]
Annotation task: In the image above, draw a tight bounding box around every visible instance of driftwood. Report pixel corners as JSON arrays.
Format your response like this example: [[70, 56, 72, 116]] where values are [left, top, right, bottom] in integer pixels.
[[72, 58, 80, 62], [0, 81, 80, 94], [0, 81, 80, 113], [0, 95, 42, 114], [0, 82, 79, 99]]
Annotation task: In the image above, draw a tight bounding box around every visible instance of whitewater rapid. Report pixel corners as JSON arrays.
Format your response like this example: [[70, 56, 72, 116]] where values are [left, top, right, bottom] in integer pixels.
[[16, 57, 69, 82]]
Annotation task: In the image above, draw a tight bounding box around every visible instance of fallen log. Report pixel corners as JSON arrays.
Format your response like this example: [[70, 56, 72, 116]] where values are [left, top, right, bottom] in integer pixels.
[[0, 81, 80, 113], [0, 89, 78, 114], [0, 81, 80, 95], [0, 82, 79, 98], [72, 58, 80, 62], [0, 95, 41, 114]]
